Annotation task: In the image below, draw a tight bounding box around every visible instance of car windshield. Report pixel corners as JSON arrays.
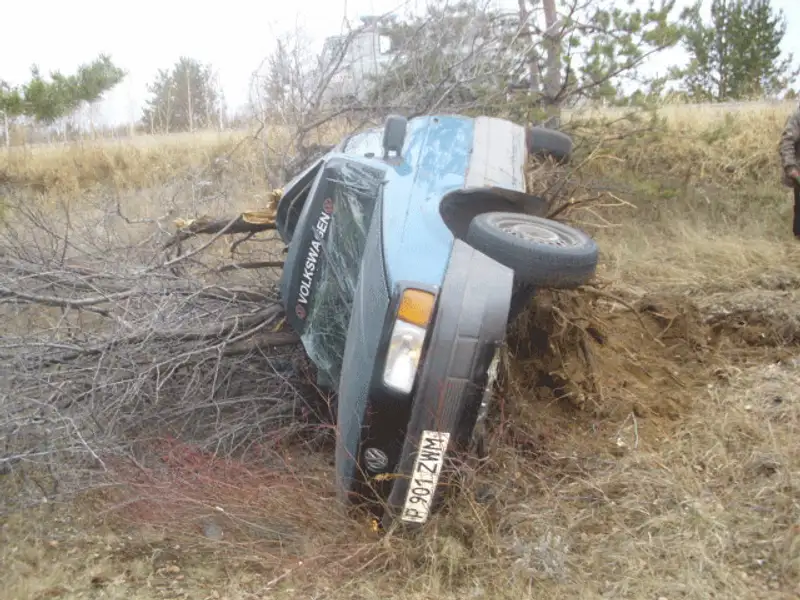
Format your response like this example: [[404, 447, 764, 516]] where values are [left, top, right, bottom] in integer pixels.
[[299, 159, 385, 389]]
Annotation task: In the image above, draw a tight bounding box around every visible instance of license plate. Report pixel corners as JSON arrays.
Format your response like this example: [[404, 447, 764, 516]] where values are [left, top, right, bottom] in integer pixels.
[[400, 430, 450, 524]]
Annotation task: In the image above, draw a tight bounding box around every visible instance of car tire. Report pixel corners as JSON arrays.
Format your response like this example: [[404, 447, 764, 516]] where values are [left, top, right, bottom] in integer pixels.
[[383, 115, 407, 157], [466, 212, 598, 288], [526, 126, 573, 164]]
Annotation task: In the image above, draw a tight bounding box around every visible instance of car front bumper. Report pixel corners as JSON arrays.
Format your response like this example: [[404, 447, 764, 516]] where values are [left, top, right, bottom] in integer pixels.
[[382, 239, 515, 527]]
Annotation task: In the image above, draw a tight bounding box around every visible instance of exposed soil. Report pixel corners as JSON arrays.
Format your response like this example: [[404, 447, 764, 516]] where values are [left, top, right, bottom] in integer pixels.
[[498, 285, 800, 454]]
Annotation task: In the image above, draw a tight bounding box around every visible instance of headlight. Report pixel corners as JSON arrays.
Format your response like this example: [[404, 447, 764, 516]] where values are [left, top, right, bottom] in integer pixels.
[[382, 289, 435, 394], [383, 320, 426, 393]]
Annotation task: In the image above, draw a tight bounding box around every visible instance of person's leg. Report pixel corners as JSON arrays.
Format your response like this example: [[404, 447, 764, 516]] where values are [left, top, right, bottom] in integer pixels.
[[794, 183, 800, 238]]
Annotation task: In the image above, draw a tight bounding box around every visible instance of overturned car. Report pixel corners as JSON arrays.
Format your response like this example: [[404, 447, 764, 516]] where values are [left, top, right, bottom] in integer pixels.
[[275, 114, 598, 528]]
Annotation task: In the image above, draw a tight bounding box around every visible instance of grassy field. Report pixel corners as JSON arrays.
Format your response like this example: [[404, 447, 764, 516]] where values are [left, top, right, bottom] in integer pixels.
[[2, 101, 800, 600]]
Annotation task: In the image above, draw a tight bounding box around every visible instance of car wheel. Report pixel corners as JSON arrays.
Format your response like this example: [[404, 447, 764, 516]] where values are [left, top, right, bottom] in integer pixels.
[[526, 126, 573, 164], [466, 212, 598, 289]]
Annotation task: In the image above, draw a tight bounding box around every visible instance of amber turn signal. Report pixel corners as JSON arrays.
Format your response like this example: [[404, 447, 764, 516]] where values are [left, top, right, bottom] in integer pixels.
[[397, 289, 435, 327]]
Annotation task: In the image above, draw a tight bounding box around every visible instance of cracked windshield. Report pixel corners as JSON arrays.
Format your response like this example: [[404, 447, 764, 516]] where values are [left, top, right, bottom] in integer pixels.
[[300, 160, 385, 387]]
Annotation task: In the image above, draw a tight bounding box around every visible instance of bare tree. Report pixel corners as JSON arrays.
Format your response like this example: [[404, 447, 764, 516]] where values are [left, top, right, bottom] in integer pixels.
[[541, 0, 562, 122], [517, 0, 542, 96], [249, 23, 376, 183], [348, 0, 682, 120]]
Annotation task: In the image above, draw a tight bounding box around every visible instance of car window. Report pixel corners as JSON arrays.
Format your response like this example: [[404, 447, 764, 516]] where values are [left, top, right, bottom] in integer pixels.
[[299, 159, 386, 388], [342, 129, 384, 158]]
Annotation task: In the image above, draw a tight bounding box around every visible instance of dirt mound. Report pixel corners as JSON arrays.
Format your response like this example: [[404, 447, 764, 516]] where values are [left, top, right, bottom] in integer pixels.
[[499, 284, 800, 454], [505, 289, 710, 421]]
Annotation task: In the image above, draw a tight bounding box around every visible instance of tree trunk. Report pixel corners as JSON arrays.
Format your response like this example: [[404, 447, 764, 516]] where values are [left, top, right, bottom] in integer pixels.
[[517, 0, 541, 97], [218, 82, 225, 132], [542, 0, 562, 126], [165, 89, 173, 134], [89, 104, 97, 140], [187, 76, 194, 133], [2, 111, 8, 150]]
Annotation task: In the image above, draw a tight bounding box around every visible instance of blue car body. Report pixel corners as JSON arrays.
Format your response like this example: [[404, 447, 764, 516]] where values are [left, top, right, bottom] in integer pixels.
[[276, 114, 547, 522]]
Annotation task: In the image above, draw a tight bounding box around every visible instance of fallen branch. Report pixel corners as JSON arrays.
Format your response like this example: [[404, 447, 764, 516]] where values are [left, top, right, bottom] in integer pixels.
[[28, 307, 292, 368], [217, 261, 284, 273], [0, 285, 139, 309], [163, 212, 278, 251]]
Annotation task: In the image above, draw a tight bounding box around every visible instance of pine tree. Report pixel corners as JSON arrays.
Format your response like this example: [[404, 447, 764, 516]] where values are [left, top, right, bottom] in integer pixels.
[[1, 56, 124, 145], [679, 0, 797, 101], [141, 58, 220, 134]]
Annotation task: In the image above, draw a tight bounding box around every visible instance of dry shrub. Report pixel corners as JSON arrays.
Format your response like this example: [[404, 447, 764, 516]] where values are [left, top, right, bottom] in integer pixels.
[[103, 437, 371, 560]]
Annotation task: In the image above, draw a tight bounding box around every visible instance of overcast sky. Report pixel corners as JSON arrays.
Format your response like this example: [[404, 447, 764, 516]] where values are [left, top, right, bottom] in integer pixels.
[[2, 0, 798, 126]]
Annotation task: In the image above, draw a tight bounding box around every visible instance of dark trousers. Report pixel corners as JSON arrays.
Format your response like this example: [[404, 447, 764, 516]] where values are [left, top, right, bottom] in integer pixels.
[[795, 183, 800, 237]]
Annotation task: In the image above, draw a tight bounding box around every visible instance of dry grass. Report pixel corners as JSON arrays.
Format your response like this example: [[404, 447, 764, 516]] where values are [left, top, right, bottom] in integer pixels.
[[3, 100, 800, 600], [0, 121, 349, 198], [565, 99, 796, 126]]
